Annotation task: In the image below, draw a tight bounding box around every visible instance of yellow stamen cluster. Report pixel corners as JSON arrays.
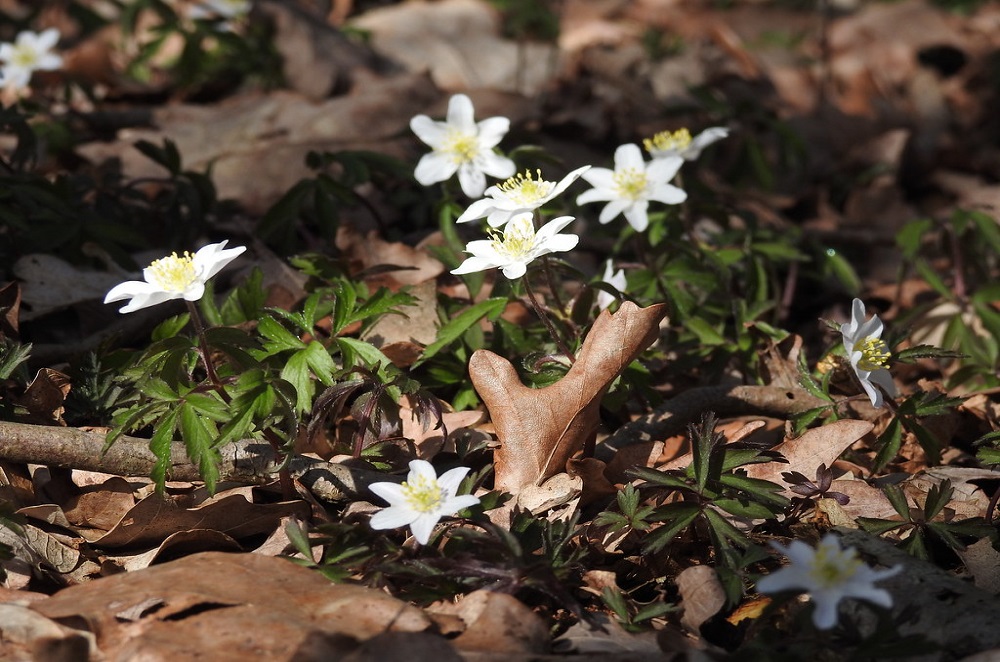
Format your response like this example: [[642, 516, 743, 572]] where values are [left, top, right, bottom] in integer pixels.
[[443, 129, 479, 164], [809, 544, 861, 589], [613, 167, 649, 201], [644, 128, 692, 155], [147, 252, 197, 293], [401, 474, 445, 513], [497, 170, 552, 204], [11, 46, 38, 68], [489, 216, 535, 259], [853, 337, 891, 371]]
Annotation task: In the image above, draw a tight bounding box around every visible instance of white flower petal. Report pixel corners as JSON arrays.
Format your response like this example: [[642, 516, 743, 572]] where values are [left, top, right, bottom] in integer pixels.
[[457, 163, 487, 197], [446, 94, 476, 131], [414, 152, 458, 186], [451, 255, 498, 275], [477, 151, 516, 179], [598, 199, 630, 225], [614, 143, 645, 170], [647, 183, 687, 205], [646, 155, 684, 182], [436, 466, 472, 495], [456, 197, 497, 224], [576, 188, 615, 205], [623, 202, 650, 232], [370, 506, 418, 531], [476, 117, 511, 147], [683, 126, 729, 160], [410, 115, 447, 147], [409, 514, 440, 545], [499, 261, 528, 279], [368, 481, 406, 505], [443, 494, 481, 514], [580, 167, 616, 189], [194, 240, 246, 281]]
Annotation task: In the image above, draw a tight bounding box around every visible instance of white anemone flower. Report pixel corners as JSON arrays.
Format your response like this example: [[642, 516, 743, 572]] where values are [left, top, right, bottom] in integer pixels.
[[575, 143, 686, 232], [189, 0, 252, 20], [643, 126, 729, 161], [456, 165, 591, 228], [368, 459, 480, 545], [410, 93, 516, 198], [0, 29, 62, 90], [596, 260, 627, 311], [104, 240, 246, 314], [757, 533, 901, 630], [451, 213, 578, 280], [840, 298, 896, 408]]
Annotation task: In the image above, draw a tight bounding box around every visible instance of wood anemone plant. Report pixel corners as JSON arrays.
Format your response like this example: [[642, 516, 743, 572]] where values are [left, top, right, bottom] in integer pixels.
[[470, 301, 666, 494]]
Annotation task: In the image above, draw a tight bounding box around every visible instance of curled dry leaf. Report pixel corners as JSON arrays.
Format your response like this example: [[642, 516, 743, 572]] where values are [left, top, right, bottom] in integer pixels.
[[471, 301, 666, 494]]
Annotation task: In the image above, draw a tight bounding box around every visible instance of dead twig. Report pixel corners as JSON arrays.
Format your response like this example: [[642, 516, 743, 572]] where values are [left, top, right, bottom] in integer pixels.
[[0, 421, 394, 503]]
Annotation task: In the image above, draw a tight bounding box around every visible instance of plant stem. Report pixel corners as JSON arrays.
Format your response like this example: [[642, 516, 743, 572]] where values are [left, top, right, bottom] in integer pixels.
[[522, 276, 575, 364], [186, 300, 295, 498], [187, 301, 229, 402]]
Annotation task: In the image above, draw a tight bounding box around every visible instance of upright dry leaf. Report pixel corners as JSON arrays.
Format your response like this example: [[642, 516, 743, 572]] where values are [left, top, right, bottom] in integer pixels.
[[471, 302, 666, 494], [676, 565, 726, 632]]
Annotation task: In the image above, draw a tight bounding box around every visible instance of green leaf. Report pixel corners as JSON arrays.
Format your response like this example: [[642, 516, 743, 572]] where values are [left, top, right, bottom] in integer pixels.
[[857, 517, 905, 536], [703, 508, 750, 548], [179, 403, 221, 493], [882, 483, 913, 521], [257, 316, 306, 353], [148, 407, 181, 490], [414, 297, 508, 367], [336, 337, 392, 373], [872, 418, 903, 473], [922, 480, 953, 521], [151, 314, 190, 341], [683, 317, 727, 346], [642, 504, 700, 554]]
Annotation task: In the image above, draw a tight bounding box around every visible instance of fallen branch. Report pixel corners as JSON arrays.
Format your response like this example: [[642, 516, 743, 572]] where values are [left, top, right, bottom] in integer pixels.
[[0, 421, 393, 503]]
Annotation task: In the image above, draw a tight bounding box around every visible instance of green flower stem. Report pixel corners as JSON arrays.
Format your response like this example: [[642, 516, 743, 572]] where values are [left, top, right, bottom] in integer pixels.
[[186, 300, 229, 402], [541, 255, 566, 313], [186, 300, 295, 498], [522, 275, 575, 364]]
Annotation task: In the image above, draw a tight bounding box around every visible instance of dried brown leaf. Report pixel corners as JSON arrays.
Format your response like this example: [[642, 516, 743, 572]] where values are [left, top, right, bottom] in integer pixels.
[[472, 301, 666, 494], [743, 419, 874, 492], [676, 565, 726, 633]]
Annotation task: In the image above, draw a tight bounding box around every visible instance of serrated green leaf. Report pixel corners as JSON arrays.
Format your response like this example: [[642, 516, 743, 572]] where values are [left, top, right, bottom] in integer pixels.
[[872, 418, 903, 473], [257, 316, 305, 353], [336, 337, 392, 373], [179, 403, 221, 492], [642, 505, 700, 554], [414, 297, 508, 367], [703, 508, 750, 548], [148, 407, 181, 490]]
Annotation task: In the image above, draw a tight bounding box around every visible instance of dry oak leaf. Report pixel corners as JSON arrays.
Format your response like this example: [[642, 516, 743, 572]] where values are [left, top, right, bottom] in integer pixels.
[[471, 301, 666, 494], [30, 551, 434, 661]]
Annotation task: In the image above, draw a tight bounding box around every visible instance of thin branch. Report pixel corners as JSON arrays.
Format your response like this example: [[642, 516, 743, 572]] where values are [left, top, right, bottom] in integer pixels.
[[0, 421, 396, 504]]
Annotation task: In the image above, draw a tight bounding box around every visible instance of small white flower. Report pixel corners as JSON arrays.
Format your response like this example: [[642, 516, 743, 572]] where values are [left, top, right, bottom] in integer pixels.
[[189, 0, 252, 20], [757, 533, 901, 630], [410, 93, 516, 198], [840, 298, 896, 408], [104, 240, 246, 314], [596, 260, 626, 311], [643, 126, 729, 161], [575, 144, 686, 232], [369, 459, 480, 545], [451, 213, 578, 280], [456, 165, 591, 228], [0, 29, 62, 91]]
